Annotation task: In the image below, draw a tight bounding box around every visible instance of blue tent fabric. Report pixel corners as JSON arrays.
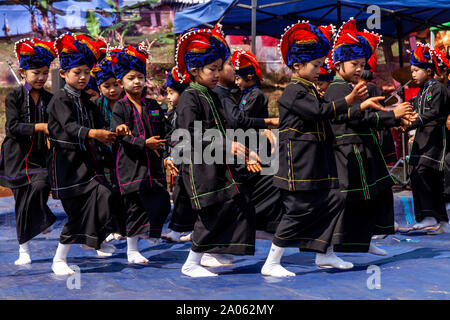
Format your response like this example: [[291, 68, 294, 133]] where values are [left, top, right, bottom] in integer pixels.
[[174, 0, 450, 37]]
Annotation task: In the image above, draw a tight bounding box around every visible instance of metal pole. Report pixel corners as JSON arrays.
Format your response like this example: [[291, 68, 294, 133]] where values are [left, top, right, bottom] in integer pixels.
[[430, 29, 435, 49], [251, 0, 257, 53]]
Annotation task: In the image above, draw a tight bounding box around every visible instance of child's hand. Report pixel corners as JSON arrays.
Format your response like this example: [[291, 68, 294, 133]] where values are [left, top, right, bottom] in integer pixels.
[[349, 82, 369, 102], [89, 129, 117, 145], [393, 102, 413, 119], [164, 158, 179, 176], [115, 124, 132, 136], [145, 136, 167, 157], [360, 96, 389, 112], [35, 123, 49, 135], [246, 150, 262, 173], [230, 141, 248, 159], [265, 118, 279, 127]]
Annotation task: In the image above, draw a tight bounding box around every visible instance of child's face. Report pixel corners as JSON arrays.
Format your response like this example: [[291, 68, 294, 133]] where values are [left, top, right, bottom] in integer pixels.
[[60, 65, 91, 91], [86, 89, 100, 102], [220, 57, 235, 85], [293, 57, 325, 82], [166, 87, 180, 107], [20, 66, 49, 90], [120, 70, 145, 96], [191, 58, 222, 89], [411, 65, 431, 86], [235, 75, 254, 91], [335, 58, 365, 84], [99, 77, 122, 101], [316, 80, 330, 97]]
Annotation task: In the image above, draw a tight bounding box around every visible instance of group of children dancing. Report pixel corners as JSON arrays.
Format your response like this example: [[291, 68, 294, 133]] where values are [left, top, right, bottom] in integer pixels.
[[1, 18, 449, 278]]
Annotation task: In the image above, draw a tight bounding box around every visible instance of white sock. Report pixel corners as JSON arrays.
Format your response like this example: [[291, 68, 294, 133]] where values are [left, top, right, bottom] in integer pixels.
[[315, 246, 354, 270], [127, 236, 148, 264], [368, 242, 387, 256], [182, 250, 218, 277], [52, 243, 75, 275], [413, 217, 438, 230], [162, 230, 181, 242], [261, 243, 295, 277], [96, 242, 116, 257], [200, 253, 234, 267], [15, 242, 31, 265]]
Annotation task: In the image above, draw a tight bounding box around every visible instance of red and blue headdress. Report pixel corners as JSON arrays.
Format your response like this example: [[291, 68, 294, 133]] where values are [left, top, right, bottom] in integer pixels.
[[15, 38, 56, 70], [409, 42, 440, 76], [165, 66, 190, 94], [112, 43, 149, 80], [332, 18, 382, 65], [318, 55, 335, 82], [175, 24, 230, 82], [91, 48, 120, 86], [279, 21, 334, 68], [231, 49, 263, 80], [432, 47, 450, 74], [55, 33, 107, 70]]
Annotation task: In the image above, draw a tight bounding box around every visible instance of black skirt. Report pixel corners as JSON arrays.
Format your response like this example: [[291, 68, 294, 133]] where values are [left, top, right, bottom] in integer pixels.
[[191, 193, 255, 255], [122, 187, 171, 238], [273, 189, 345, 253], [410, 164, 448, 223], [334, 188, 395, 253], [13, 180, 56, 244], [59, 182, 123, 249], [246, 172, 283, 234], [168, 175, 197, 233]]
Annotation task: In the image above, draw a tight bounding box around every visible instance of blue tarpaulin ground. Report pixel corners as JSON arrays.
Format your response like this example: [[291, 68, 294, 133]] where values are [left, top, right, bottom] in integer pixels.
[[0, 191, 449, 300]]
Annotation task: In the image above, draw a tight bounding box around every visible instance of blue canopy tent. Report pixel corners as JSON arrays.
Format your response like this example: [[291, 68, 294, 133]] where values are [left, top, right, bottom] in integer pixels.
[[174, 0, 450, 65]]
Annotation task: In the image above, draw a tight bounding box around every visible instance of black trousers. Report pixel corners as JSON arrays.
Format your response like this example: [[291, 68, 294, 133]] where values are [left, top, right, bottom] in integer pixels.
[[334, 188, 395, 253], [59, 182, 122, 249], [273, 189, 345, 253], [410, 165, 448, 223], [123, 187, 171, 238], [168, 176, 197, 232], [191, 193, 256, 255], [13, 180, 56, 244]]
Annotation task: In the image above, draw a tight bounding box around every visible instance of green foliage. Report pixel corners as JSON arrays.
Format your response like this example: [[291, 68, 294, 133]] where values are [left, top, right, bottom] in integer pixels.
[[86, 10, 101, 38]]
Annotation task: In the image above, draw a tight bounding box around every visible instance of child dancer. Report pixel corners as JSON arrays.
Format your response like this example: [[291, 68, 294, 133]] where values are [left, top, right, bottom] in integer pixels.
[[161, 66, 195, 243], [434, 49, 450, 233], [324, 18, 413, 257], [91, 48, 128, 241], [111, 43, 172, 264], [0, 38, 57, 265], [403, 43, 449, 232], [316, 58, 335, 98], [175, 25, 260, 277], [49, 33, 124, 275], [230, 49, 283, 239], [261, 22, 388, 277]]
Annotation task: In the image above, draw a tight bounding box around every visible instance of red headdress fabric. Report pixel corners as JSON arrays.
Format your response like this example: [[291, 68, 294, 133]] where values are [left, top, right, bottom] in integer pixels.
[[231, 49, 263, 80], [175, 24, 230, 83]]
